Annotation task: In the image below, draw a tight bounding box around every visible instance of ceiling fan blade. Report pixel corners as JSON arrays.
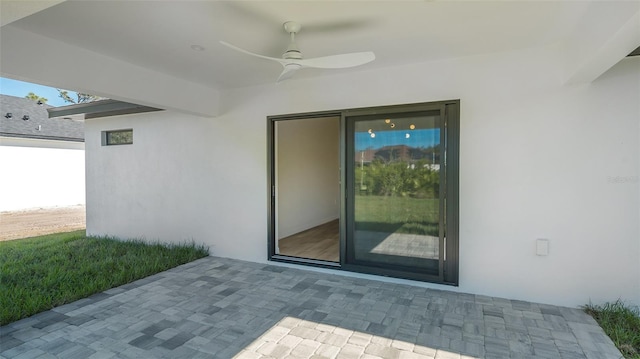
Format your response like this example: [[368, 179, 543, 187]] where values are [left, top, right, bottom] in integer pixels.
[[300, 52, 375, 69], [276, 64, 302, 83], [220, 41, 287, 65]]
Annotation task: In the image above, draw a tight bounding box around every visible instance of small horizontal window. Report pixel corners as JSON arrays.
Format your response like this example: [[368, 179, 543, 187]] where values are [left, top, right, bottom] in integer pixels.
[[103, 129, 133, 146]]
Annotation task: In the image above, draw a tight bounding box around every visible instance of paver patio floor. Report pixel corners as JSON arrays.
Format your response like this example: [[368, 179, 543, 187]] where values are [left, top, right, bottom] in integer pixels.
[[0, 257, 622, 359]]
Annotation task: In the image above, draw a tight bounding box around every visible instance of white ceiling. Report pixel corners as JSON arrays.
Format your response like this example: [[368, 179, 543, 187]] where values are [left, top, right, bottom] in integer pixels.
[[0, 0, 64, 27], [1, 1, 609, 90], [1, 1, 638, 116]]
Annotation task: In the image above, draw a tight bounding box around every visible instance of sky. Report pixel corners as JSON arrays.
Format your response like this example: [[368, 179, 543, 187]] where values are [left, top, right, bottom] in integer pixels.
[[0, 77, 79, 107]]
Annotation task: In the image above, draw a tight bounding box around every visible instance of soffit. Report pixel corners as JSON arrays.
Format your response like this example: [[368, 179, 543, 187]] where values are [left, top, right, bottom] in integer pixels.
[[6, 1, 599, 90]]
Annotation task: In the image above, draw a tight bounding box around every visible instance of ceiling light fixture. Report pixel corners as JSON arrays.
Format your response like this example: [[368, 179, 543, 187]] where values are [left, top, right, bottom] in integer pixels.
[[410, 124, 416, 130], [190, 44, 205, 51], [22, 115, 29, 121], [5, 113, 12, 118]]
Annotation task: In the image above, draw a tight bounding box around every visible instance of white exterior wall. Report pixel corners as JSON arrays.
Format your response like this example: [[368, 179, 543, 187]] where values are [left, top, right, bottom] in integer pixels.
[[0, 137, 85, 211], [85, 47, 639, 308]]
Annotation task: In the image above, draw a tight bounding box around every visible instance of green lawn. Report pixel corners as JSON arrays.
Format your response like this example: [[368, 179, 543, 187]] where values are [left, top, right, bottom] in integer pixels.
[[355, 195, 439, 236], [0, 230, 208, 325], [584, 301, 640, 359]]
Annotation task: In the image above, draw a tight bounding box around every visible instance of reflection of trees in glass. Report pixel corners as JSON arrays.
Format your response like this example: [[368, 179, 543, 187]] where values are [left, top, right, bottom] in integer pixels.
[[356, 144, 440, 199], [376, 147, 405, 162], [372, 145, 439, 163], [409, 145, 440, 163], [355, 143, 441, 236], [357, 159, 439, 198], [106, 130, 133, 145]]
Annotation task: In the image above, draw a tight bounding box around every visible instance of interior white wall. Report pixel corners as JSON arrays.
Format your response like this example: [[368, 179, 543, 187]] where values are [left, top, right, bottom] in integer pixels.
[[85, 46, 639, 308], [276, 117, 340, 241], [0, 139, 85, 211]]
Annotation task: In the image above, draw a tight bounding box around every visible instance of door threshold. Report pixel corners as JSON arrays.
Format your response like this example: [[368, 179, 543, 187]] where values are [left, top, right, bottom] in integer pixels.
[[271, 255, 341, 269]]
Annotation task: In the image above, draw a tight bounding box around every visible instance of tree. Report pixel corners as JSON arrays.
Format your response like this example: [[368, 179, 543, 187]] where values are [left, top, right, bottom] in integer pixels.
[[57, 89, 102, 104], [25, 92, 47, 104], [360, 158, 439, 199]]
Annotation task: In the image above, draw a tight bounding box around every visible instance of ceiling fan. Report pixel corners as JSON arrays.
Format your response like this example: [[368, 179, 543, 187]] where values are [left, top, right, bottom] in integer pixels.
[[220, 21, 375, 83]]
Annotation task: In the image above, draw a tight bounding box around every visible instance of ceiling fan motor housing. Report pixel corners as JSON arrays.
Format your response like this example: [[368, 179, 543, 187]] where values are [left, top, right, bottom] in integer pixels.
[[283, 45, 302, 60], [283, 21, 303, 60], [283, 21, 302, 34]]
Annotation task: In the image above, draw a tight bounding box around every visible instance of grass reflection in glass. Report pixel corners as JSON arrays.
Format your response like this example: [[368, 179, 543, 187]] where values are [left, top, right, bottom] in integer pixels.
[[354, 195, 439, 236]]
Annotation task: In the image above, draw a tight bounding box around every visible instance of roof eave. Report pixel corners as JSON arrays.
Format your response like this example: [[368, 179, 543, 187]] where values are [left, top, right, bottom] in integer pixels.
[[47, 99, 163, 120], [1, 132, 84, 142]]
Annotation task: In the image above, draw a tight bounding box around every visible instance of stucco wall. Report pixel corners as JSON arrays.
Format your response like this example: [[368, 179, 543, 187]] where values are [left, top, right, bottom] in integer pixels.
[[85, 47, 639, 308], [0, 137, 85, 211]]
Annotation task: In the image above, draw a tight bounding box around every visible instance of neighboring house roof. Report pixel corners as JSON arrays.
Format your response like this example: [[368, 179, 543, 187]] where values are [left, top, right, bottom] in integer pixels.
[[0, 94, 84, 142], [357, 145, 440, 163]]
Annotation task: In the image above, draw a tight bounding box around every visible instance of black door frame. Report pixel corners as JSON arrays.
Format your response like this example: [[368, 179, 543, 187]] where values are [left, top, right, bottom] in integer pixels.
[[267, 111, 343, 268]]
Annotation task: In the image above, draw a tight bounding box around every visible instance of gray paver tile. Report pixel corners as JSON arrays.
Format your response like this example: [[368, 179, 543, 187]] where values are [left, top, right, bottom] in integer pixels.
[[12, 349, 45, 359], [0, 257, 623, 359], [434, 349, 461, 359], [58, 345, 96, 359], [337, 343, 365, 359], [315, 343, 341, 359], [317, 332, 349, 347], [9, 328, 45, 342], [391, 339, 415, 351], [347, 331, 371, 347], [279, 334, 304, 348], [160, 331, 196, 350], [413, 344, 437, 357], [87, 350, 116, 359], [365, 343, 401, 358], [0, 337, 24, 352], [234, 349, 263, 359], [128, 334, 164, 350], [291, 338, 322, 357], [256, 341, 291, 357], [290, 326, 321, 340], [32, 353, 56, 359]]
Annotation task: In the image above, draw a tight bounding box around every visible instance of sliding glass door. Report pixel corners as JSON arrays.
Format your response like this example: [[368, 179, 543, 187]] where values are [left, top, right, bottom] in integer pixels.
[[268, 101, 458, 285], [344, 103, 458, 284]]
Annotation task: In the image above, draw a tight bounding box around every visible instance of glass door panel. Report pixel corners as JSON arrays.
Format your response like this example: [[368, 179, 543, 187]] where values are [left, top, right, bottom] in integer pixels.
[[348, 112, 443, 276]]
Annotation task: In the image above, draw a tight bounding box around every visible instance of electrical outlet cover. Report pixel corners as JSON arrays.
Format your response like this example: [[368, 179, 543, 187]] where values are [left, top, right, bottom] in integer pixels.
[[536, 239, 549, 256]]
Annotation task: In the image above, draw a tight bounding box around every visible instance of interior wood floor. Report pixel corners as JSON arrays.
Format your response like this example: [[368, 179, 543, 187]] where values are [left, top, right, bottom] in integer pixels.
[[278, 219, 339, 262]]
